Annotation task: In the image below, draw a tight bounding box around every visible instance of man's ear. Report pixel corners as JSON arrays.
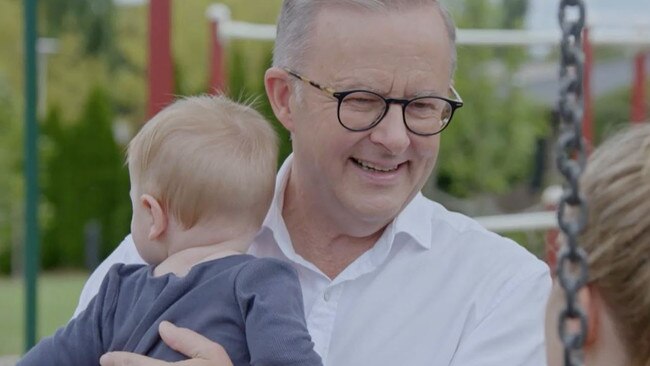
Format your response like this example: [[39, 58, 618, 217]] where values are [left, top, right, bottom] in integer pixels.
[[140, 194, 167, 240], [579, 284, 600, 348], [264, 67, 295, 132]]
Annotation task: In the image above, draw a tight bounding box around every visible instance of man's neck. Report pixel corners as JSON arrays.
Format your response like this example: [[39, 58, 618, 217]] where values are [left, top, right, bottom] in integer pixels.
[[282, 180, 387, 279]]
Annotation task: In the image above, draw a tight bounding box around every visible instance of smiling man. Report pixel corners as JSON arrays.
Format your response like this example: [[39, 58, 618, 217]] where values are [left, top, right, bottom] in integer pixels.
[[79, 1, 551, 365]]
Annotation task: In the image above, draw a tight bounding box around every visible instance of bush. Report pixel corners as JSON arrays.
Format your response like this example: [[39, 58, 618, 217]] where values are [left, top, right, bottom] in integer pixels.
[[0, 77, 20, 275], [41, 86, 131, 269]]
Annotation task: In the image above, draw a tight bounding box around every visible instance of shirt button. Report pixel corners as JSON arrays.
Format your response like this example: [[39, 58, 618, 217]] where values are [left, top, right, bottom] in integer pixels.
[[323, 289, 331, 302]]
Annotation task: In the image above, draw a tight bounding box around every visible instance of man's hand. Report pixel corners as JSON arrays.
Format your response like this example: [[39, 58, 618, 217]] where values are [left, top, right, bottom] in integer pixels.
[[99, 321, 234, 366]]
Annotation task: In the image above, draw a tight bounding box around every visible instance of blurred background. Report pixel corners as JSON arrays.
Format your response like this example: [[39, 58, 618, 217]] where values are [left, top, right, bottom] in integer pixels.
[[0, 0, 648, 361]]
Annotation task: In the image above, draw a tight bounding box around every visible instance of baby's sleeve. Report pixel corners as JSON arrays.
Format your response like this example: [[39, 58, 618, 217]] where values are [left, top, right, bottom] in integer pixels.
[[17, 263, 125, 366], [235, 258, 323, 366]]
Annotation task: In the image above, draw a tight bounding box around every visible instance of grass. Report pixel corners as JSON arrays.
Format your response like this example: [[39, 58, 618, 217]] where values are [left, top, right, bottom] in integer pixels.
[[0, 271, 89, 356]]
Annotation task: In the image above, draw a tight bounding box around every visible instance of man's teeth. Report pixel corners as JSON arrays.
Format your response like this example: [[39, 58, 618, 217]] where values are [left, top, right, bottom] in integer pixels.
[[355, 159, 398, 172]]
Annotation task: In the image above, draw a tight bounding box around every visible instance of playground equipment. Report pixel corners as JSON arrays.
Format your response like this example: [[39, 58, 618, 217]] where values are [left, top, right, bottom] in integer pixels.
[[555, 1, 588, 364], [23, 0, 38, 351]]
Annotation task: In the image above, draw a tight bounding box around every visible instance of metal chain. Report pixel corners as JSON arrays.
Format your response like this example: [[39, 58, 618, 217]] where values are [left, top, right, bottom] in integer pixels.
[[556, 1, 589, 366]]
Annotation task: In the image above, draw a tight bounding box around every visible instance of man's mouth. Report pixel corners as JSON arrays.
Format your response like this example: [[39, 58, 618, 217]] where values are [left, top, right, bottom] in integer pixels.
[[351, 158, 401, 172]]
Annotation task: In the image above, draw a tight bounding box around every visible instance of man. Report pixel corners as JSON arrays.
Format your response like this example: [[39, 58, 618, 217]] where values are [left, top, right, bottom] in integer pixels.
[[94, 1, 550, 365]]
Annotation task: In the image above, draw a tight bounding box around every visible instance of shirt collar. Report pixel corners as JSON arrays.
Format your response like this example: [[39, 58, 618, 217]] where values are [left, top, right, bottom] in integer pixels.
[[392, 192, 433, 250]]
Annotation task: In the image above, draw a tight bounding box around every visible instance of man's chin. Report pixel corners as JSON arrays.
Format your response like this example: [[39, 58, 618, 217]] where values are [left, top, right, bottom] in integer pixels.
[[345, 201, 403, 228]]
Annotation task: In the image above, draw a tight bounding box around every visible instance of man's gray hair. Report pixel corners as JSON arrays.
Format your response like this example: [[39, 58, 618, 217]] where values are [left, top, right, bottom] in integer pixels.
[[272, 0, 457, 76]]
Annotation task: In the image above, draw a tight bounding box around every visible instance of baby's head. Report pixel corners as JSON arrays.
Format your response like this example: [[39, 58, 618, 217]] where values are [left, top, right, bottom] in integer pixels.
[[127, 95, 278, 264], [546, 123, 650, 366]]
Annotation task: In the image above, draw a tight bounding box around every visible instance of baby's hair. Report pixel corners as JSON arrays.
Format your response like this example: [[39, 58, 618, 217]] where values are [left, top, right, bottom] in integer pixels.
[[127, 95, 278, 229], [580, 123, 650, 365]]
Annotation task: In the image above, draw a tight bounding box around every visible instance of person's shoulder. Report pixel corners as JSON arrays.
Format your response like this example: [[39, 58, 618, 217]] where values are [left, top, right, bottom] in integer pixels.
[[237, 256, 298, 280], [104, 262, 149, 282], [403, 196, 551, 323], [233, 257, 302, 304], [416, 196, 492, 236], [414, 196, 548, 277], [97, 263, 151, 300], [233, 257, 300, 294]]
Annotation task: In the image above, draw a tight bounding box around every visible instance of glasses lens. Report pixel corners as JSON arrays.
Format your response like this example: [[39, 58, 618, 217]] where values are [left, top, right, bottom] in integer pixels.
[[405, 97, 453, 135], [338, 91, 386, 131]]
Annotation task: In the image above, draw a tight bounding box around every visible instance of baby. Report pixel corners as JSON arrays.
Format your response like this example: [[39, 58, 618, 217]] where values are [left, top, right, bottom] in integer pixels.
[[20, 95, 322, 366]]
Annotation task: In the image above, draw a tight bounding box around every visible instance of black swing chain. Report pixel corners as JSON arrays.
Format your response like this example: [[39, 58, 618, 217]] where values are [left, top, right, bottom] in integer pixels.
[[557, 1, 589, 366]]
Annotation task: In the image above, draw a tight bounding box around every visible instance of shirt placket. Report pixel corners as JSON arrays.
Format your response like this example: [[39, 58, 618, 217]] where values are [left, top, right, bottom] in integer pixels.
[[306, 281, 344, 365]]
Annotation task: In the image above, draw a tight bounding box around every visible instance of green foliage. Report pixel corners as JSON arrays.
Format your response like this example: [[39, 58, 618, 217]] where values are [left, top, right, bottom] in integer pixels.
[[171, 0, 283, 96], [592, 80, 650, 146], [0, 77, 21, 275], [500, 0, 528, 29], [593, 87, 633, 144], [42, 87, 131, 269], [0, 0, 23, 101], [437, 0, 547, 197], [41, 0, 116, 57]]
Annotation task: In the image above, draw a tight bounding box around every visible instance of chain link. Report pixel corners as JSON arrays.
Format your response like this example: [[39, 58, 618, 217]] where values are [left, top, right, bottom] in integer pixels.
[[556, 1, 589, 365]]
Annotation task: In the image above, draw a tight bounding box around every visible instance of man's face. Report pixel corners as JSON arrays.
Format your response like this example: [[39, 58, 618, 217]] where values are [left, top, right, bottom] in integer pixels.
[[287, 4, 453, 231]]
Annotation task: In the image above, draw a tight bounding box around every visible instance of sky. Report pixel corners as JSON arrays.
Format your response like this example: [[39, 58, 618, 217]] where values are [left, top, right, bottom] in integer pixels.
[[526, 0, 650, 30]]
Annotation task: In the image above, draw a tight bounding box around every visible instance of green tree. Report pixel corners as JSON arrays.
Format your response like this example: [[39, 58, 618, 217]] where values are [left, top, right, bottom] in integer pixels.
[[42, 87, 130, 269], [41, 0, 116, 57], [436, 0, 546, 197], [0, 78, 21, 274], [594, 87, 633, 144]]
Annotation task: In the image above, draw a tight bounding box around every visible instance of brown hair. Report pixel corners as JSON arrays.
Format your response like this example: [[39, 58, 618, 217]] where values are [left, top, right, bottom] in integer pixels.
[[580, 123, 650, 365], [127, 95, 278, 229]]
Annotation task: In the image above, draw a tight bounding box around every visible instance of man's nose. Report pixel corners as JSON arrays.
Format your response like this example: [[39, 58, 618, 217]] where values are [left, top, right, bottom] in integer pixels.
[[369, 104, 410, 155]]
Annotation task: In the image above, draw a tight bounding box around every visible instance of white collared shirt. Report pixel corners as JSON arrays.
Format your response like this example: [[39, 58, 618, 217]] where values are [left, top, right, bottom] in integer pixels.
[[75, 155, 551, 366]]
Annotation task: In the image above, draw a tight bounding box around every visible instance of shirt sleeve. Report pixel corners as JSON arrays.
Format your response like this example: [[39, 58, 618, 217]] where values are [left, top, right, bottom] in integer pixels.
[[449, 265, 551, 366], [18, 264, 125, 366], [73, 234, 144, 318], [235, 258, 323, 366]]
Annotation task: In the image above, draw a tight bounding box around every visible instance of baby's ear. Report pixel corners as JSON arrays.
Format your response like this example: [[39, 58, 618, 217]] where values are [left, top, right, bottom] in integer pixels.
[[140, 194, 167, 240]]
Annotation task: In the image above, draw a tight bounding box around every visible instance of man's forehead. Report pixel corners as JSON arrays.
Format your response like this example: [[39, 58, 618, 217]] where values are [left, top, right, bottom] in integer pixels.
[[309, 4, 448, 51], [305, 6, 452, 82]]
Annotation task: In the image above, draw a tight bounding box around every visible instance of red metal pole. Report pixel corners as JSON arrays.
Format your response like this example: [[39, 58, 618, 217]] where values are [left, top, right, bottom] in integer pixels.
[[582, 27, 593, 148], [147, 0, 173, 118], [209, 19, 226, 93], [631, 51, 648, 123]]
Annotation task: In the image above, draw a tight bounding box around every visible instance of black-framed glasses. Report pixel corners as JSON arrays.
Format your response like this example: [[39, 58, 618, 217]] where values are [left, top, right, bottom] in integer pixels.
[[284, 68, 463, 136]]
